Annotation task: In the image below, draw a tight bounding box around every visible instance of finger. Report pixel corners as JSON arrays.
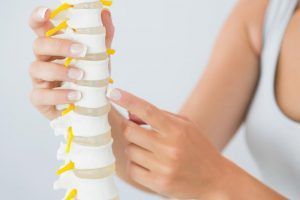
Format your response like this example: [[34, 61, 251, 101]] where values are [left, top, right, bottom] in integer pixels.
[[124, 122, 160, 152], [108, 89, 171, 132], [33, 38, 87, 61], [29, 6, 53, 36], [163, 110, 190, 121], [127, 161, 155, 190], [129, 111, 189, 125], [101, 9, 115, 48], [31, 80, 61, 90], [30, 89, 82, 106], [129, 112, 147, 125], [29, 61, 84, 82], [126, 144, 158, 172]]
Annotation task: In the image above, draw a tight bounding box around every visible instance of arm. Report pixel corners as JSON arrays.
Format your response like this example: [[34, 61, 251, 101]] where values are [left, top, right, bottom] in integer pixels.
[[111, 0, 271, 191], [110, 0, 285, 198], [109, 108, 154, 193], [107, 88, 286, 199], [180, 0, 268, 150]]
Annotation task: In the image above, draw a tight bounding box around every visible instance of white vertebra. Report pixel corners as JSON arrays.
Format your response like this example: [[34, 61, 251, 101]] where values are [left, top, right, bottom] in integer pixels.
[[57, 141, 115, 169], [54, 172, 118, 200]]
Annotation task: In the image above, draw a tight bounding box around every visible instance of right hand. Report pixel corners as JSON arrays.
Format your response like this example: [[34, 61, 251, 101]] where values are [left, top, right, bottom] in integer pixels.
[[29, 6, 115, 120]]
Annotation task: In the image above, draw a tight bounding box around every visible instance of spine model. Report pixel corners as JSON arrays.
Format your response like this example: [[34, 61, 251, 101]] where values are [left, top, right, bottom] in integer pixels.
[[47, 0, 118, 199]]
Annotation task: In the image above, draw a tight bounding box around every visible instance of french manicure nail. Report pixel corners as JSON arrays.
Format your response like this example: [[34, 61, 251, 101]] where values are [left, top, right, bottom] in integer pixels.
[[36, 7, 49, 21], [107, 88, 122, 101], [68, 91, 82, 101], [70, 44, 88, 57], [68, 68, 84, 80]]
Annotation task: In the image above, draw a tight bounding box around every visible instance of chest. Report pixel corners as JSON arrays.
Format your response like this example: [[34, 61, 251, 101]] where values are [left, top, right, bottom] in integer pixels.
[[245, 3, 300, 198], [276, 10, 300, 122]]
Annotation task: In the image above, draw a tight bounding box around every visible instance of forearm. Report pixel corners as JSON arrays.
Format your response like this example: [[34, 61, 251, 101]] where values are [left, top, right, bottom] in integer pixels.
[[109, 107, 154, 194], [207, 157, 287, 200]]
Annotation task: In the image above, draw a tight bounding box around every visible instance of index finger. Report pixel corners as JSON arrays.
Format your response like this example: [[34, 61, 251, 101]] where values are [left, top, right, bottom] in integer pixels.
[[108, 89, 171, 132], [29, 6, 53, 36]]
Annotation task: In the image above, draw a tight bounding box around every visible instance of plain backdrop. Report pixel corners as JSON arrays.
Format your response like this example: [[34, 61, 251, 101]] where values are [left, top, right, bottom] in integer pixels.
[[0, 0, 261, 199]]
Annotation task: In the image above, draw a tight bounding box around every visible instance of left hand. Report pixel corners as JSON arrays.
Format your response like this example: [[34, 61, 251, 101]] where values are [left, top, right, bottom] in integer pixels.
[[108, 89, 228, 199], [28, 7, 114, 120]]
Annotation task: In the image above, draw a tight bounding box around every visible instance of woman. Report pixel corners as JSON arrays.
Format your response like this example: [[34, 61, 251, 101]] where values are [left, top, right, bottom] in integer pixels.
[[28, 0, 300, 199]]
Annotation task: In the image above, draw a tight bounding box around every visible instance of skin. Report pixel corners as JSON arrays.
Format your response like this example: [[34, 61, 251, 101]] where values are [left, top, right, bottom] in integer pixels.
[[276, 6, 300, 122], [29, 0, 299, 198]]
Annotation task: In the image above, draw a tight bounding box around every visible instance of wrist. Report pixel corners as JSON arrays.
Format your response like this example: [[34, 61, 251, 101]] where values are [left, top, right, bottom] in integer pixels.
[[205, 156, 233, 200], [207, 156, 286, 200]]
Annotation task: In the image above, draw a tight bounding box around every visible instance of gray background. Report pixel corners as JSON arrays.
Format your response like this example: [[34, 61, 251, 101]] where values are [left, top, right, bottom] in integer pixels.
[[0, 0, 261, 199]]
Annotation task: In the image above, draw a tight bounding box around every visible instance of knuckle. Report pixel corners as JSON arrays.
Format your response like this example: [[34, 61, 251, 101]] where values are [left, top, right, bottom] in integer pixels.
[[155, 177, 173, 194], [127, 163, 138, 179], [167, 146, 182, 162], [161, 164, 177, 178], [123, 96, 134, 109], [173, 124, 188, 138], [123, 122, 134, 140], [143, 104, 155, 118], [32, 37, 41, 53], [29, 61, 37, 77], [160, 114, 169, 124]]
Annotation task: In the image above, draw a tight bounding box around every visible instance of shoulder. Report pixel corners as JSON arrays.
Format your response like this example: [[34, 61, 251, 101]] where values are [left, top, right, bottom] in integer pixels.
[[230, 0, 269, 56]]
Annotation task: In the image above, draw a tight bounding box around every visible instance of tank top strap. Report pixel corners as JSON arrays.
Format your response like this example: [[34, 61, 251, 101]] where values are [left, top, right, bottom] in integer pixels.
[[260, 0, 298, 96], [263, 0, 298, 41], [245, 2, 300, 198]]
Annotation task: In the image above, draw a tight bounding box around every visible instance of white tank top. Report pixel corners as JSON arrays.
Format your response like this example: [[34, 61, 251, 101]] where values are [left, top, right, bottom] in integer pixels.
[[245, 0, 300, 198]]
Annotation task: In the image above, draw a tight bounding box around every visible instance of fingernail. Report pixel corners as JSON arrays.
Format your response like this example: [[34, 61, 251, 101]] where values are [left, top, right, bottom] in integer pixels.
[[68, 91, 82, 101], [70, 44, 88, 57], [107, 88, 122, 101], [36, 7, 49, 21], [68, 68, 84, 80]]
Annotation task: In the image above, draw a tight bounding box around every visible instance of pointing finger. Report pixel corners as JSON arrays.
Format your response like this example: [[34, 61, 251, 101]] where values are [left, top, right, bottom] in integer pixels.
[[33, 37, 87, 60], [108, 89, 172, 132]]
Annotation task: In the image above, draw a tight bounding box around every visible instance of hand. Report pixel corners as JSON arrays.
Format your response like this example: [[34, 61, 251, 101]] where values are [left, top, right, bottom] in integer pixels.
[[108, 89, 228, 199], [28, 6, 115, 120]]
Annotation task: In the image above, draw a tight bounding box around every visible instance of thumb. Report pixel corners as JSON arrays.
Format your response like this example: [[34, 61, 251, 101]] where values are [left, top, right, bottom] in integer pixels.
[[101, 9, 115, 48]]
